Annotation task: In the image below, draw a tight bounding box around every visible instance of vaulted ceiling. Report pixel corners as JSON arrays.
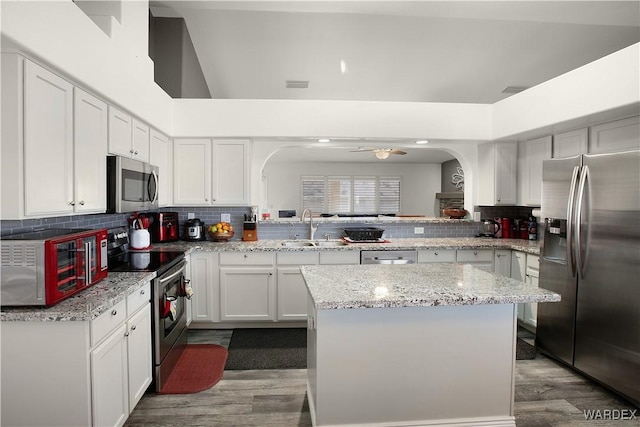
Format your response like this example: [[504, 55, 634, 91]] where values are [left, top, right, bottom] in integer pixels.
[[150, 1, 639, 103]]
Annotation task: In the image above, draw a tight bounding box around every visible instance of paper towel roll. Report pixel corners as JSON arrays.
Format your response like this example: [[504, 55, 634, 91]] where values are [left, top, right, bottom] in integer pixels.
[[531, 208, 542, 219]]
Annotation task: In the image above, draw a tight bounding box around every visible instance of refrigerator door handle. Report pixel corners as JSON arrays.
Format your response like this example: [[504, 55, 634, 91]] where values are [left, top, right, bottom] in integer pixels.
[[566, 165, 581, 277], [575, 165, 590, 279]]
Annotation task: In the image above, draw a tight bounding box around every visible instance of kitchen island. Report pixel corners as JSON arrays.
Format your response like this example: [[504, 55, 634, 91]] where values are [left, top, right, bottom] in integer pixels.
[[301, 263, 560, 427]]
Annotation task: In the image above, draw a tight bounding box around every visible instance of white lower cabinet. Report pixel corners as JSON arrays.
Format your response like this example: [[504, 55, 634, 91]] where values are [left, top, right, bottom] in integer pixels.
[[91, 285, 152, 427], [523, 254, 540, 327], [219, 252, 275, 321], [494, 250, 511, 276], [91, 323, 129, 427], [456, 249, 494, 272], [511, 251, 527, 321], [0, 283, 151, 427], [319, 251, 360, 265], [189, 252, 219, 323], [277, 252, 319, 321]]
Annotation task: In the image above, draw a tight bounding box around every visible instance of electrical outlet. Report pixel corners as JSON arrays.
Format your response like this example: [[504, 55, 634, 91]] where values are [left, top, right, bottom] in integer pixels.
[[221, 213, 231, 223], [414, 227, 424, 234], [473, 212, 481, 222], [187, 212, 195, 219]]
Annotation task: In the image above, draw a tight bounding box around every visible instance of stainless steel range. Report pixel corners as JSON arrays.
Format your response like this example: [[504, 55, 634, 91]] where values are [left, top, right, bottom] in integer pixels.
[[107, 227, 189, 392]]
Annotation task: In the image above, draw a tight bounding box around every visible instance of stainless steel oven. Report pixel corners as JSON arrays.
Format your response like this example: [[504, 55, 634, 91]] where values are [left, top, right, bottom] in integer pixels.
[[153, 258, 188, 391]]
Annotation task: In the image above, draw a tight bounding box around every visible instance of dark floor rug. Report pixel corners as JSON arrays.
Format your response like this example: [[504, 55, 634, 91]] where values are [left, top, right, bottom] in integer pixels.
[[225, 328, 307, 370], [516, 338, 537, 360]]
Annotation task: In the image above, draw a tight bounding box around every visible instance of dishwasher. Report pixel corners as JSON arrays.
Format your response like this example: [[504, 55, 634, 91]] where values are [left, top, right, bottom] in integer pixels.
[[360, 250, 417, 264]]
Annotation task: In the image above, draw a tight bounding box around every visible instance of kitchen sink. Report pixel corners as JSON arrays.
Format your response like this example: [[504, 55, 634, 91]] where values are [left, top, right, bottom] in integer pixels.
[[281, 240, 348, 247], [314, 240, 348, 247], [281, 241, 316, 247]]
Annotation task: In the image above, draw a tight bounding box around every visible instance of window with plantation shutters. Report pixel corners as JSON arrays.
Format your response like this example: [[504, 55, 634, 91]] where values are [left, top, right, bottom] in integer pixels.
[[301, 176, 400, 214]]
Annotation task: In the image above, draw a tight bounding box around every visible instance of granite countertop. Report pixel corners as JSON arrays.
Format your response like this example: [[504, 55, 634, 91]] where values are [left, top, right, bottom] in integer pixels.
[[154, 237, 541, 255], [0, 272, 155, 322], [301, 263, 560, 310]]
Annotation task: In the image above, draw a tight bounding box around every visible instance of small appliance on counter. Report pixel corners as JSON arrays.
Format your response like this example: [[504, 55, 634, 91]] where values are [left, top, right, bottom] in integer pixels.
[[243, 213, 258, 241], [148, 212, 179, 243], [478, 219, 501, 237], [0, 228, 108, 306], [184, 218, 206, 241]]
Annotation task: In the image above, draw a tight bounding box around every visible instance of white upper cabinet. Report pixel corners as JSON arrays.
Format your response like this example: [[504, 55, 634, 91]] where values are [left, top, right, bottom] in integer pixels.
[[477, 141, 518, 205], [108, 107, 150, 163], [108, 106, 133, 157], [23, 60, 75, 217], [553, 128, 588, 158], [1, 55, 77, 219], [74, 88, 108, 213], [589, 116, 640, 154], [173, 138, 212, 205], [131, 118, 150, 163], [173, 138, 251, 206], [518, 135, 551, 206], [211, 139, 250, 205], [149, 129, 173, 207]]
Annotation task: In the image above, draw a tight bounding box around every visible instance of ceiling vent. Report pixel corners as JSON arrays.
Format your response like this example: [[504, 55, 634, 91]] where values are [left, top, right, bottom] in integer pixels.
[[502, 86, 529, 94], [285, 80, 310, 89]]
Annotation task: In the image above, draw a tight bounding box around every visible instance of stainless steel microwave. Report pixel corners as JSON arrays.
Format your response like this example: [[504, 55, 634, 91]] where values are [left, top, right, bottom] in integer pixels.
[[107, 156, 159, 213]]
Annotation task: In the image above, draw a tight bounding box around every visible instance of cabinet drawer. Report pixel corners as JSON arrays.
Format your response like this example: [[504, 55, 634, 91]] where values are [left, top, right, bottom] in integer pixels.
[[219, 252, 274, 266], [91, 299, 126, 346], [418, 249, 456, 263], [127, 282, 151, 316], [456, 249, 493, 263], [277, 252, 319, 265], [319, 251, 360, 265]]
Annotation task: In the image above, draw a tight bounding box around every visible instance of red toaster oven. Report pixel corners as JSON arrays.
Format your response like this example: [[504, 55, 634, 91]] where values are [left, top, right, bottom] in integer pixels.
[[1, 228, 108, 307]]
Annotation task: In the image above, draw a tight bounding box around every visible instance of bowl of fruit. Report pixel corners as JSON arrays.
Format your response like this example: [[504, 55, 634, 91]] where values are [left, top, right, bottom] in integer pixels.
[[208, 221, 234, 241]]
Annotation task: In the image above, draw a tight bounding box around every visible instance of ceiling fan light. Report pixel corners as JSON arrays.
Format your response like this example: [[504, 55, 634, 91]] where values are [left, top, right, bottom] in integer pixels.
[[375, 151, 390, 159]]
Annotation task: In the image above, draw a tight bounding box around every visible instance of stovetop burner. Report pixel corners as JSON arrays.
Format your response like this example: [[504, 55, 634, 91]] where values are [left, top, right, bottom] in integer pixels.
[[106, 227, 185, 275], [108, 250, 185, 275]]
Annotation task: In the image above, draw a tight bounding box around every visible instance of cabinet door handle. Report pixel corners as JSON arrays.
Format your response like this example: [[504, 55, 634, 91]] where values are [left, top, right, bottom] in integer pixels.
[[130, 149, 134, 154], [134, 150, 138, 155], [69, 201, 75, 206], [140, 289, 145, 295], [124, 331, 130, 337], [131, 325, 137, 331], [243, 254, 248, 258], [474, 251, 478, 255], [79, 200, 85, 206], [111, 310, 117, 316], [434, 252, 439, 256], [268, 272, 273, 276]]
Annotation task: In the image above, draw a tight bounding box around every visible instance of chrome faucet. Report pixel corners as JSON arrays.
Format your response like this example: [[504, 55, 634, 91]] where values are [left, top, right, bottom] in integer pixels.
[[300, 208, 317, 240]]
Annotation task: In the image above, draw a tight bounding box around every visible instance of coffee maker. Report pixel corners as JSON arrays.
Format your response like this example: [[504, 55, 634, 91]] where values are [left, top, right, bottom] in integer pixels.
[[242, 207, 258, 241], [148, 212, 179, 243]]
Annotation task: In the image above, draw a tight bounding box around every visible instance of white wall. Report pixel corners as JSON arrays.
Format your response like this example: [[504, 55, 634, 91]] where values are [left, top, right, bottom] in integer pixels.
[[171, 98, 493, 140], [263, 161, 441, 217], [1, 0, 173, 135], [493, 43, 640, 140]]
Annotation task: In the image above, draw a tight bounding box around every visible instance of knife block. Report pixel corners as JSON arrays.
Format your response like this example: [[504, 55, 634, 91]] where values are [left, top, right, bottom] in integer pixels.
[[242, 221, 258, 241]]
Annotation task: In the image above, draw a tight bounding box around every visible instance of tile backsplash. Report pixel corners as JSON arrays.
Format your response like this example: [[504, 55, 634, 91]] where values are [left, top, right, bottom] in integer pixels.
[[1, 205, 535, 240]]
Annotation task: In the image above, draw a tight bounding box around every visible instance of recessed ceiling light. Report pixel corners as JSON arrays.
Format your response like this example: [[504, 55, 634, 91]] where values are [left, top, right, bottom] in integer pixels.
[[318, 138, 330, 143], [340, 60, 348, 74], [415, 140, 429, 145]]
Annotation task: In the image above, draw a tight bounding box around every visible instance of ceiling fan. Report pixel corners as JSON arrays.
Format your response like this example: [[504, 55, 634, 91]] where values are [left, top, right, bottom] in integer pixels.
[[350, 147, 407, 160]]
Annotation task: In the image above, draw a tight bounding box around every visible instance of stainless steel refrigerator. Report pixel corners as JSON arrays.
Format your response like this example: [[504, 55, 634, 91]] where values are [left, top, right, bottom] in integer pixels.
[[537, 149, 640, 407]]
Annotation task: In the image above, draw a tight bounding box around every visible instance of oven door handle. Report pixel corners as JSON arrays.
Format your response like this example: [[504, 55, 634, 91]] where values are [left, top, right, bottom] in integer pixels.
[[158, 260, 186, 285]]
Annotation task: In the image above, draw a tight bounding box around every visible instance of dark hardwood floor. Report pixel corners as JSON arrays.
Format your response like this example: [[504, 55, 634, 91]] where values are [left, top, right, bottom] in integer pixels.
[[125, 330, 638, 427]]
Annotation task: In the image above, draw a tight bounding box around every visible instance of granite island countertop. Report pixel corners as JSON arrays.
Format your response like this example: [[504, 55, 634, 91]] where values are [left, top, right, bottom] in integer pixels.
[[0, 272, 155, 322], [154, 237, 541, 255], [301, 263, 560, 310]]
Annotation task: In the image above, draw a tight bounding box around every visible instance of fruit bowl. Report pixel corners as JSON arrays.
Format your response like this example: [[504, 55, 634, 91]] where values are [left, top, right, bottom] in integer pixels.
[[443, 208, 468, 219], [208, 230, 234, 242]]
